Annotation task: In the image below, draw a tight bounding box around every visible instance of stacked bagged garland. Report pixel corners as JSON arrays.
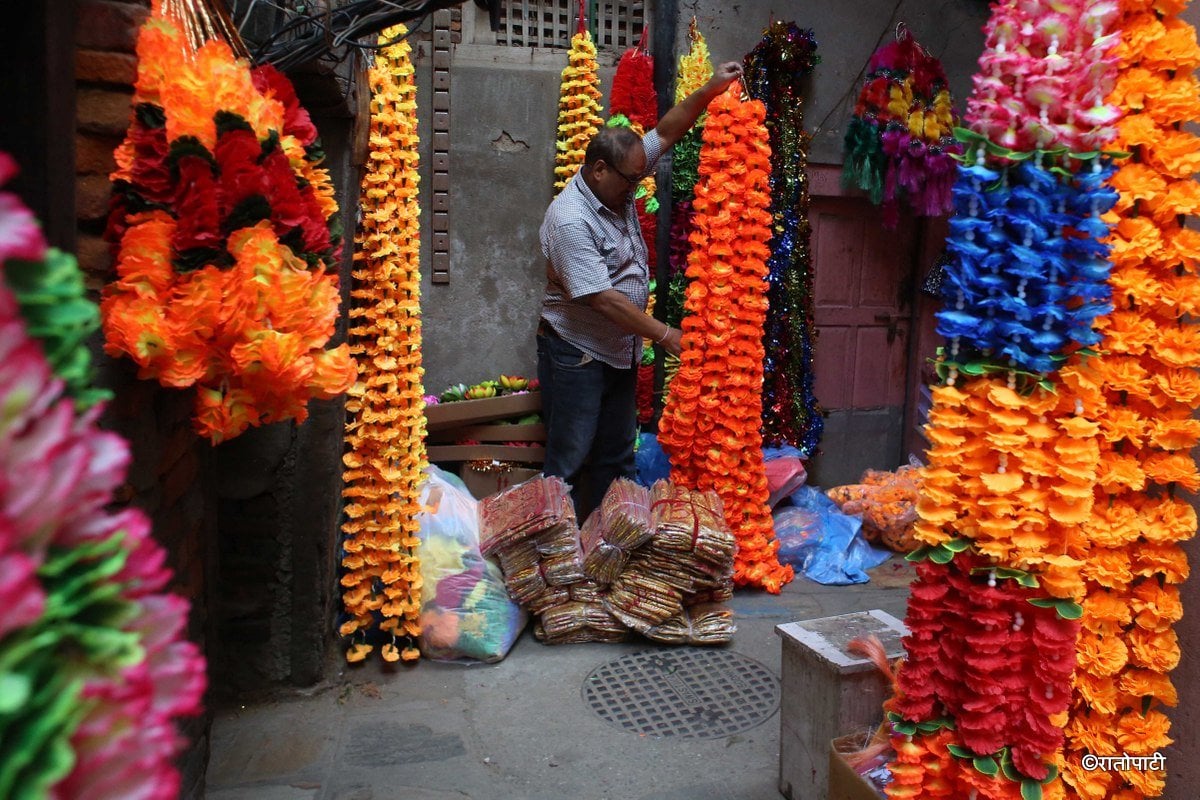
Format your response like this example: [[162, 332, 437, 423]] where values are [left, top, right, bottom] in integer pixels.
[[743, 21, 823, 456], [481, 476, 737, 645], [339, 26, 427, 664]]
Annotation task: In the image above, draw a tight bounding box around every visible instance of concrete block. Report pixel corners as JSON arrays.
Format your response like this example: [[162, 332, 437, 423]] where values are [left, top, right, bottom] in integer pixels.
[[776, 610, 908, 800]]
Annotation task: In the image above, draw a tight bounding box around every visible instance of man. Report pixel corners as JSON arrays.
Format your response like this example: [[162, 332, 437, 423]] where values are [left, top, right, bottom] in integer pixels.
[[537, 61, 744, 520]]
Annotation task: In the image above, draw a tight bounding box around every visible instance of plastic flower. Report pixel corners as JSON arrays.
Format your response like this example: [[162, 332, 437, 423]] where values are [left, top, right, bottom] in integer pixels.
[[657, 83, 791, 593], [339, 26, 427, 663], [102, 0, 348, 443], [553, 10, 603, 193], [1, 179, 205, 796], [843, 28, 960, 225]]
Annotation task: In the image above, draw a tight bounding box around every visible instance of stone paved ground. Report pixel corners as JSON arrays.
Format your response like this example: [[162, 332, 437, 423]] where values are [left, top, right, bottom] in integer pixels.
[[205, 557, 915, 800]]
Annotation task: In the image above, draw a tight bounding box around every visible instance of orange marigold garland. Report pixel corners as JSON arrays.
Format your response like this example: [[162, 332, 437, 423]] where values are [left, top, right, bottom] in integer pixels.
[[553, 8, 604, 194], [1060, 3, 1200, 797], [339, 25, 427, 665], [101, 1, 354, 444], [657, 83, 793, 594]]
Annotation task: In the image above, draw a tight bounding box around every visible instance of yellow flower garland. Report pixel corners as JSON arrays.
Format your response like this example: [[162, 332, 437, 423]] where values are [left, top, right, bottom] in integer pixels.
[[553, 30, 604, 193], [340, 25, 426, 664], [674, 19, 713, 103]]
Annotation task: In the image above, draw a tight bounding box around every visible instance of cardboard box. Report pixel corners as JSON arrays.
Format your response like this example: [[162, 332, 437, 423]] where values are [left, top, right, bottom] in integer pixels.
[[829, 735, 887, 800], [424, 391, 542, 431], [459, 465, 541, 500]]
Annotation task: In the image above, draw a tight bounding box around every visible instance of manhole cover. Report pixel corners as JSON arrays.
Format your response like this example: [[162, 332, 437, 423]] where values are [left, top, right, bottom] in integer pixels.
[[581, 649, 780, 739]]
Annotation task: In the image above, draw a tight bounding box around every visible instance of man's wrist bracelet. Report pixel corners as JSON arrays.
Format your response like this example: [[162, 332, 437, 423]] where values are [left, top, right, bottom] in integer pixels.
[[656, 325, 671, 345]]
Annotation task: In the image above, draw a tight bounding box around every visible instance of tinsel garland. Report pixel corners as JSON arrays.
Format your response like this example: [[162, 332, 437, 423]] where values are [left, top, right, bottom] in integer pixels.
[[100, 1, 354, 443], [889, 2, 1128, 798], [339, 25, 426, 664], [743, 21, 823, 456], [1, 154, 205, 798], [553, 9, 604, 194], [1059, 2, 1200, 797], [663, 22, 713, 397], [842, 27, 962, 227], [657, 83, 793, 594]]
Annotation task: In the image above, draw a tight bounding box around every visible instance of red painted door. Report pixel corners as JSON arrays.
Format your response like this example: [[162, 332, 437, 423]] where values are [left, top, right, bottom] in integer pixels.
[[803, 165, 935, 487]]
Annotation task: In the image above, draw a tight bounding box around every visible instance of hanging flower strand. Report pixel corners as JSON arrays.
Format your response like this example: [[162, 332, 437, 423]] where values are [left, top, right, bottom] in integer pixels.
[[1060, 2, 1200, 797], [658, 82, 793, 594], [553, 6, 604, 194], [743, 21, 823, 456], [842, 26, 961, 227], [340, 24, 427, 665], [890, 2, 1125, 798], [607, 30, 661, 426]]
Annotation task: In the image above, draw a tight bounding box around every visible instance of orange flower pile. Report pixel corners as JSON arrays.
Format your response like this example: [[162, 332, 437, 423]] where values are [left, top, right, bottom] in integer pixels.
[[339, 26, 427, 665], [657, 84, 792, 593], [1061, 3, 1200, 796], [553, 20, 604, 193], [102, 2, 353, 443]]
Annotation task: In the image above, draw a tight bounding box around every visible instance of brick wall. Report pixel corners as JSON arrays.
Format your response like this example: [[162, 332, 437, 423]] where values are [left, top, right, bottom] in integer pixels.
[[75, 2, 216, 798]]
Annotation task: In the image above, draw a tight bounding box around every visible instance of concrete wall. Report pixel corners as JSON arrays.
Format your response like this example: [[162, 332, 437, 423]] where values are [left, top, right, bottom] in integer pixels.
[[413, 1, 990, 395]]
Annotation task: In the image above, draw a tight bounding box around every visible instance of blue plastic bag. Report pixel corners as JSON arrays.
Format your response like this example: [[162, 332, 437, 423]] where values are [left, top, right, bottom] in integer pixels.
[[634, 432, 671, 486], [773, 486, 892, 585]]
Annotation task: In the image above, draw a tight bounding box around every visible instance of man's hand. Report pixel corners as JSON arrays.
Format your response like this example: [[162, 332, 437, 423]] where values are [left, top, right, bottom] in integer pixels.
[[659, 326, 682, 358], [657, 60, 745, 147], [707, 62, 744, 94]]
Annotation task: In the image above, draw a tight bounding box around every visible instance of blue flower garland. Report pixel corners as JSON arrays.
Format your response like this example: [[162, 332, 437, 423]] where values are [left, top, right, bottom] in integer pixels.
[[936, 140, 1118, 380]]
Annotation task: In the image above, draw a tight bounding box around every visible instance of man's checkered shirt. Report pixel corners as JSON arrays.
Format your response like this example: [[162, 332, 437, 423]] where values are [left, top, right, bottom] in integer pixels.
[[539, 129, 666, 369]]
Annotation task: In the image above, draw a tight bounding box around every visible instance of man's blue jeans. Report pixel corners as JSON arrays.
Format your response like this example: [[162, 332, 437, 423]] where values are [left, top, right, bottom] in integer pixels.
[[536, 330, 637, 521]]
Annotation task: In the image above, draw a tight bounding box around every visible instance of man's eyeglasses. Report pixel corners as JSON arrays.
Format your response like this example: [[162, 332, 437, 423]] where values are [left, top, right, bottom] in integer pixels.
[[601, 160, 642, 186]]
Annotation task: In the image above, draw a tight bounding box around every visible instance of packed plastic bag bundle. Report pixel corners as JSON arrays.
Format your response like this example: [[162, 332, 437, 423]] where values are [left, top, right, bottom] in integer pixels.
[[416, 466, 528, 662], [534, 600, 627, 644], [644, 602, 736, 645], [826, 464, 922, 552], [603, 481, 736, 635], [774, 485, 891, 585], [581, 479, 652, 583]]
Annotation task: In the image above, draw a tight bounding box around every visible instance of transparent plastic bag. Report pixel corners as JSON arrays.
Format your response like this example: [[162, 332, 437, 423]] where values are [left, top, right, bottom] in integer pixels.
[[774, 486, 891, 585], [416, 466, 528, 663], [826, 464, 922, 553]]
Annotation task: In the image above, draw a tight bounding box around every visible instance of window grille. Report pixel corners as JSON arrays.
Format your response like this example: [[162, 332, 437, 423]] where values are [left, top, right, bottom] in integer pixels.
[[492, 1, 646, 50]]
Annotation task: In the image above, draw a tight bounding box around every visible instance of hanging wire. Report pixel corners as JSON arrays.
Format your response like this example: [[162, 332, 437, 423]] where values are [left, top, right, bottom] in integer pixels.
[[232, 0, 479, 71]]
